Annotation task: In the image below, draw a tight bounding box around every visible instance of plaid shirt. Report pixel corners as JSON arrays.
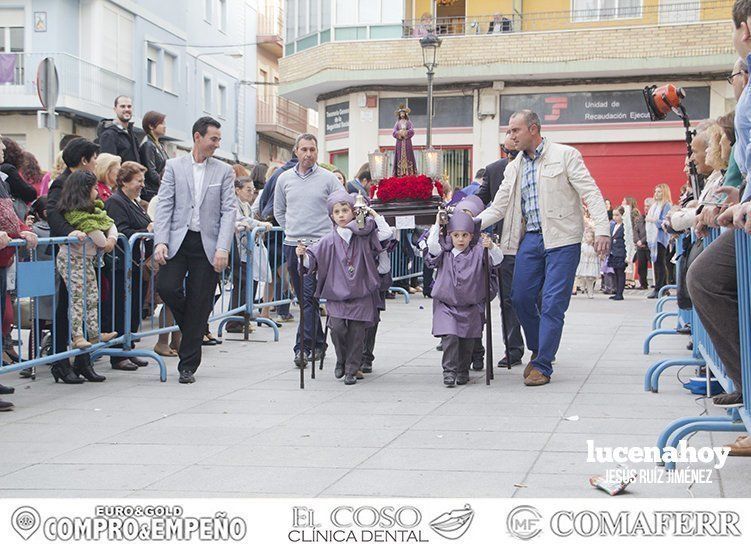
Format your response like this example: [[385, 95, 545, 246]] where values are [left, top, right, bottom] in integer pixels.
[[520, 138, 545, 232]]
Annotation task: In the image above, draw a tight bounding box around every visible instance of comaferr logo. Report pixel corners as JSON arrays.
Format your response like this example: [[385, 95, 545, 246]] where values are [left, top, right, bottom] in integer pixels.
[[506, 506, 742, 539]]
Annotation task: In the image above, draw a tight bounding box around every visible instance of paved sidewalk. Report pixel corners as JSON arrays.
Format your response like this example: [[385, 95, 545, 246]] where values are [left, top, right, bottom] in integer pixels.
[[0, 290, 748, 498]]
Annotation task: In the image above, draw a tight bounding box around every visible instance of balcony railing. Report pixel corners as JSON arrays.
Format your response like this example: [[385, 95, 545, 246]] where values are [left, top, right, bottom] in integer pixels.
[[0, 51, 134, 112], [257, 94, 310, 136], [258, 3, 284, 38], [286, 0, 731, 54]]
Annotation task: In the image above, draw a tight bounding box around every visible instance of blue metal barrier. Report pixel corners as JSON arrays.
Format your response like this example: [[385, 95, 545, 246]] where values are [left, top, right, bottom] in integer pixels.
[[736, 230, 751, 435], [650, 228, 748, 470], [0, 235, 134, 379], [389, 229, 423, 304], [643, 235, 687, 354]]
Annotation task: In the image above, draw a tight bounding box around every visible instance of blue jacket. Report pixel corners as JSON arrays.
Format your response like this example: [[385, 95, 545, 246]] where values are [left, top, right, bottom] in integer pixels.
[[259, 157, 298, 222]]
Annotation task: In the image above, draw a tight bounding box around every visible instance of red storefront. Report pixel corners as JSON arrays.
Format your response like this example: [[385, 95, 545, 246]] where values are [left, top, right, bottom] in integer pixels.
[[572, 141, 689, 209]]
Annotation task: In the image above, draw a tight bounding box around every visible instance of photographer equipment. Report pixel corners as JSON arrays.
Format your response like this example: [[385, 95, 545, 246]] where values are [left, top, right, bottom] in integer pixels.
[[643, 84, 702, 198]]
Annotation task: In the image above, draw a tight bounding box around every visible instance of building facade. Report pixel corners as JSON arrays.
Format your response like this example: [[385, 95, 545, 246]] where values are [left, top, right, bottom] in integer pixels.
[[0, 0, 258, 169], [279, 0, 735, 204]]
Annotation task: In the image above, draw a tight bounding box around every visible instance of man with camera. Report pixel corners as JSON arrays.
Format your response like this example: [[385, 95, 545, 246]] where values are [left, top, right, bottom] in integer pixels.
[[477, 110, 610, 387]]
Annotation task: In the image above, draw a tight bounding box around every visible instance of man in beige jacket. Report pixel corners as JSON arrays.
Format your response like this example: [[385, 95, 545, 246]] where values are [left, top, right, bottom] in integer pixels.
[[478, 110, 610, 386]]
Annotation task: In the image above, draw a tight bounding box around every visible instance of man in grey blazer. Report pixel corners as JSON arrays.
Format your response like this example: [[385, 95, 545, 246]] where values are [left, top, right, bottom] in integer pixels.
[[153, 117, 237, 383]]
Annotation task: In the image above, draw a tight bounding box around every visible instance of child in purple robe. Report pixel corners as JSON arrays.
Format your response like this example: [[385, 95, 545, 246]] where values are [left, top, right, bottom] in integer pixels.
[[425, 211, 503, 387], [297, 191, 393, 385]]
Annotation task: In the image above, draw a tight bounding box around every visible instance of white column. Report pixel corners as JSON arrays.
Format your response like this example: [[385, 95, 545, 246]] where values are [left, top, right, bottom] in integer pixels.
[[347, 92, 379, 178], [473, 88, 502, 170]]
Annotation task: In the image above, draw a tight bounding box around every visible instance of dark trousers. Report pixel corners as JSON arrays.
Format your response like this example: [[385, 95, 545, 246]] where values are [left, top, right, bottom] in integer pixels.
[[53, 273, 90, 367], [362, 320, 378, 366], [442, 335, 475, 379], [157, 232, 219, 374], [268, 234, 291, 316], [666, 244, 676, 285], [102, 264, 142, 362], [653, 243, 668, 291], [511, 233, 580, 377], [284, 244, 326, 354], [635, 247, 650, 289], [329, 317, 368, 376], [613, 266, 626, 298], [498, 254, 524, 360], [687, 230, 741, 390]]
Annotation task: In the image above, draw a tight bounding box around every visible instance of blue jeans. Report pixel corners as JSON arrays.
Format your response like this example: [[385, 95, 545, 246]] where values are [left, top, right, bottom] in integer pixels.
[[511, 233, 580, 376], [284, 245, 327, 355]]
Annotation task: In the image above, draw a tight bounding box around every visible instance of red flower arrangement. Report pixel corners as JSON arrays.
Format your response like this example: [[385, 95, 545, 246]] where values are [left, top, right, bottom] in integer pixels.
[[370, 175, 444, 203]]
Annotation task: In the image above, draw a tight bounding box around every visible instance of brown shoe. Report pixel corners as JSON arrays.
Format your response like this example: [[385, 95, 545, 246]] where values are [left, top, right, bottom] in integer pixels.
[[524, 368, 550, 386], [111, 359, 138, 371], [523, 362, 534, 379], [726, 435, 751, 456]]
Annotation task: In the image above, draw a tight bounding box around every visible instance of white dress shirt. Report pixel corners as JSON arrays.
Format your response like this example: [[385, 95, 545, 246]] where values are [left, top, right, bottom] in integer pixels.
[[190, 155, 207, 231]]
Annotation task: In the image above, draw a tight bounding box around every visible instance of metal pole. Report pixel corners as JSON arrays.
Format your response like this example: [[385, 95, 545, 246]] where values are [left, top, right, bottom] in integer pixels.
[[47, 60, 56, 172], [426, 69, 434, 149]]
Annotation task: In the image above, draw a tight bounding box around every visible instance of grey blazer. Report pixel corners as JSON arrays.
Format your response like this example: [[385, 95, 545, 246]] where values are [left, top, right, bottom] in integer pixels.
[[153, 153, 237, 263]]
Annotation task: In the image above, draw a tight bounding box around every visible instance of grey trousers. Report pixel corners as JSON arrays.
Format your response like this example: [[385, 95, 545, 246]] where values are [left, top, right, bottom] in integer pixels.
[[328, 317, 368, 376], [686, 230, 741, 390], [442, 335, 475, 378], [362, 320, 378, 366]]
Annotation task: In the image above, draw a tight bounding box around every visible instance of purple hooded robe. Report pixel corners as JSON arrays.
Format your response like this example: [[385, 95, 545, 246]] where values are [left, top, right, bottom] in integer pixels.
[[306, 191, 384, 324], [425, 213, 498, 338]]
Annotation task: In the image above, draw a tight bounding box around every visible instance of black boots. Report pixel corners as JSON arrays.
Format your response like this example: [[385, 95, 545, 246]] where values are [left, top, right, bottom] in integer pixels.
[[51, 360, 85, 384], [73, 358, 106, 382]]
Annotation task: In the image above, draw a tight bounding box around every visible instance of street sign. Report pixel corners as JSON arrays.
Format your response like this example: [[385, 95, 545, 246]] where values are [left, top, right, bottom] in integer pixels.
[[36, 57, 59, 110]]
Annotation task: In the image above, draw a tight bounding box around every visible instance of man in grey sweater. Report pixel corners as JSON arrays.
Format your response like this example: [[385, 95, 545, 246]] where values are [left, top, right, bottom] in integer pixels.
[[274, 133, 342, 365]]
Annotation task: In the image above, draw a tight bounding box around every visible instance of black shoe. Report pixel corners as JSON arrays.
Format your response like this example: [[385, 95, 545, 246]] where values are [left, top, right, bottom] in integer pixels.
[[72, 359, 106, 382], [471, 360, 483, 371], [344, 374, 357, 385], [498, 355, 523, 368], [676, 326, 691, 335], [361, 361, 373, 374], [313, 347, 326, 361], [334, 361, 345, 379], [19, 367, 33, 379], [225, 321, 245, 333], [0, 383, 14, 395], [178, 370, 196, 384], [294, 351, 308, 368], [436, 341, 443, 352], [51, 361, 85, 384], [456, 374, 469, 385], [111, 359, 138, 371], [202, 334, 219, 346], [129, 357, 149, 367], [0, 399, 13, 411], [611, 296, 624, 301], [443, 372, 456, 387], [646, 291, 658, 299], [713, 391, 743, 407]]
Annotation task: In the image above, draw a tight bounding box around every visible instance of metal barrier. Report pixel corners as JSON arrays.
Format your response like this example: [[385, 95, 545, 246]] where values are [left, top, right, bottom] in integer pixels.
[[643, 235, 686, 354], [735, 230, 751, 436], [648, 228, 747, 469], [0, 235, 136, 379], [389, 229, 423, 303]]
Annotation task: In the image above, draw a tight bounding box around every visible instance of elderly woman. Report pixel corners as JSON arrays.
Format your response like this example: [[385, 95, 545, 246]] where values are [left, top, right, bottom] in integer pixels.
[[93, 153, 121, 202], [102, 161, 153, 371]]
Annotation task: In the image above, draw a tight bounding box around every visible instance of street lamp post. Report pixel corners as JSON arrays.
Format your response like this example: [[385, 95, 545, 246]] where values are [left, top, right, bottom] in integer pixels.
[[419, 32, 442, 179]]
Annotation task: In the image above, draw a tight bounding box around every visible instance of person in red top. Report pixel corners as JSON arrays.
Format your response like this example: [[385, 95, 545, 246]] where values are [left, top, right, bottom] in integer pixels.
[[0, 136, 39, 411]]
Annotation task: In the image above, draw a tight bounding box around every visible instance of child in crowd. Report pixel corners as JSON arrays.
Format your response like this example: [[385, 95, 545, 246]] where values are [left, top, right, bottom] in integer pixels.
[[425, 211, 502, 387], [56, 171, 119, 349], [608, 206, 627, 301], [296, 191, 392, 385], [576, 230, 600, 299]]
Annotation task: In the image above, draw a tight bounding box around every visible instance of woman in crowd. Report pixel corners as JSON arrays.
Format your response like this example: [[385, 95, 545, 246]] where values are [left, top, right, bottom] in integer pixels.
[[103, 161, 153, 371], [19, 151, 50, 197], [139, 110, 169, 203], [0, 136, 38, 218], [645, 183, 673, 299], [93, 153, 121, 202], [625, 196, 649, 289], [332, 169, 346, 187]]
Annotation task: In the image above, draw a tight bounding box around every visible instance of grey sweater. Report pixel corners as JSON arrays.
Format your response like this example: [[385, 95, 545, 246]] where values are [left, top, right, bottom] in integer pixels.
[[273, 165, 342, 246]]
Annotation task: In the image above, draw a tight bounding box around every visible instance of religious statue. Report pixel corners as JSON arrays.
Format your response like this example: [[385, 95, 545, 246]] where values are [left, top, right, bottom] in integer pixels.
[[392, 104, 417, 177]]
